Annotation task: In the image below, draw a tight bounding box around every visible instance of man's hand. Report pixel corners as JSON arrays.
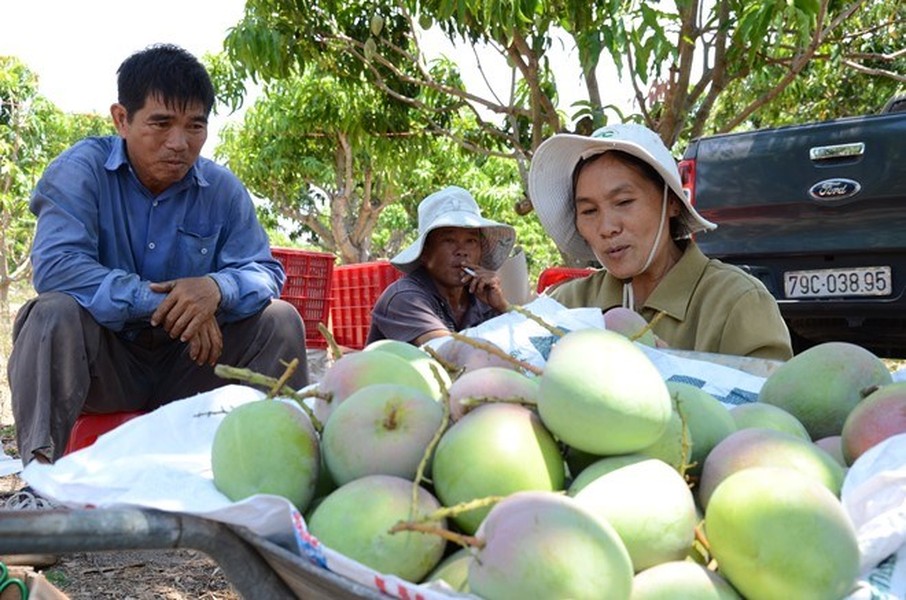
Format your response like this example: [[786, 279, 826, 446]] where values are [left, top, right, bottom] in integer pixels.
[[462, 263, 509, 313], [150, 276, 221, 342], [186, 316, 224, 366]]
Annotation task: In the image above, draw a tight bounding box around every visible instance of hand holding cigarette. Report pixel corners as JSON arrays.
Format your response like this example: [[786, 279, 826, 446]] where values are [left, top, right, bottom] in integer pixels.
[[461, 264, 509, 313]]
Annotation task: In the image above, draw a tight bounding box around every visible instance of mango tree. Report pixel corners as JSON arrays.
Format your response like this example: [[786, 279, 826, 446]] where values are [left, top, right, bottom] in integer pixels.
[[219, 0, 902, 159], [0, 57, 112, 317], [213, 64, 559, 269]]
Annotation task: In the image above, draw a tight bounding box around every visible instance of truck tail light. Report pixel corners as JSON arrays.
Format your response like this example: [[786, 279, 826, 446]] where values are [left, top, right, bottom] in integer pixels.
[[678, 158, 696, 205]]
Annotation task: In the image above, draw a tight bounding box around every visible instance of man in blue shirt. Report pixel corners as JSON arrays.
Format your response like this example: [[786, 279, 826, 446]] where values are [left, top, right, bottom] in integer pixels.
[[7, 44, 308, 466]]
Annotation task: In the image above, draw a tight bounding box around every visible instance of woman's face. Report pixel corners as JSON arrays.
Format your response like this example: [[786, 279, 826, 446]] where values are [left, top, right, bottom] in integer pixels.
[[574, 153, 679, 280]]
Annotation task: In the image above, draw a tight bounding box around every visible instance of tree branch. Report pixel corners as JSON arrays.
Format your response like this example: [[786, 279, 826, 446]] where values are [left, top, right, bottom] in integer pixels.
[[662, 0, 701, 145], [846, 48, 906, 62], [722, 0, 831, 131], [840, 59, 906, 82], [336, 33, 531, 121], [688, 0, 734, 139], [339, 39, 528, 157]]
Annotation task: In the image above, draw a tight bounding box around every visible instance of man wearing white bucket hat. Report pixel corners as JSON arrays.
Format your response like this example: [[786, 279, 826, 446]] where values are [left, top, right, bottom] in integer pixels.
[[367, 186, 517, 346], [528, 123, 792, 360]]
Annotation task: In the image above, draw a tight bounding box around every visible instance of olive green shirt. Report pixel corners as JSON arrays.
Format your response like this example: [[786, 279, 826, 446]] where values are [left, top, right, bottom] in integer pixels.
[[550, 243, 793, 361]]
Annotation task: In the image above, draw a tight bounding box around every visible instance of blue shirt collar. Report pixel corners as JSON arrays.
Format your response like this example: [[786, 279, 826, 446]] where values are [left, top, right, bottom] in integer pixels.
[[103, 137, 210, 191]]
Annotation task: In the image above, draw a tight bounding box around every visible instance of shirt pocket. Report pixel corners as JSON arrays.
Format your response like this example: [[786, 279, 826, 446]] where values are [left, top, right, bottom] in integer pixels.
[[173, 226, 221, 276]]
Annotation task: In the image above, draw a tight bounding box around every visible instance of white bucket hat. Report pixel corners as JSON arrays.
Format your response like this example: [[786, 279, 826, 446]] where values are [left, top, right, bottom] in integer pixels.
[[391, 186, 517, 274], [528, 123, 717, 262]]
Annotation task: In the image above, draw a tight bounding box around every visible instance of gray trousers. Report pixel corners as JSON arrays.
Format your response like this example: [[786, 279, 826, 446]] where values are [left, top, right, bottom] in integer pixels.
[[8, 292, 309, 465]]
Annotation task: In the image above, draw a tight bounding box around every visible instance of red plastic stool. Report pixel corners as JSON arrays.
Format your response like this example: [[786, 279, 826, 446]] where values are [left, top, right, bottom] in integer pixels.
[[63, 411, 147, 456]]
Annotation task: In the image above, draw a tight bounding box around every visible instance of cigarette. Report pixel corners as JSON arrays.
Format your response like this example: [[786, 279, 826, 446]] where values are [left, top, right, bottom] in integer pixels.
[[462, 266, 477, 276]]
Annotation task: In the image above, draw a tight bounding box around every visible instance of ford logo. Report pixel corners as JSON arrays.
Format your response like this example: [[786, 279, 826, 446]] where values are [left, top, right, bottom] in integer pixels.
[[808, 178, 861, 201]]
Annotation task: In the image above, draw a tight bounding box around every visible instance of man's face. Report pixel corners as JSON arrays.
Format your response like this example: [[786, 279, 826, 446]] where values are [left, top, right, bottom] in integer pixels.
[[421, 227, 482, 287], [111, 94, 208, 195]]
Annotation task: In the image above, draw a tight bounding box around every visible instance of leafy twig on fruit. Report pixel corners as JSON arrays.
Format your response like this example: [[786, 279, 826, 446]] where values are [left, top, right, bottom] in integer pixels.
[[412, 363, 451, 516], [422, 495, 508, 521], [392, 494, 511, 549], [213, 364, 325, 431], [507, 304, 567, 337], [318, 322, 344, 361], [267, 358, 299, 398], [630, 310, 666, 343], [687, 531, 712, 568], [459, 396, 537, 412], [422, 344, 462, 377], [672, 390, 696, 479], [388, 521, 484, 549], [694, 522, 711, 555], [449, 332, 543, 376]]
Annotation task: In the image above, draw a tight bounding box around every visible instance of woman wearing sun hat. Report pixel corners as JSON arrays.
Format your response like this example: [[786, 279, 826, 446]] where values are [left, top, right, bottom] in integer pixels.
[[366, 185, 517, 346], [528, 123, 792, 360]]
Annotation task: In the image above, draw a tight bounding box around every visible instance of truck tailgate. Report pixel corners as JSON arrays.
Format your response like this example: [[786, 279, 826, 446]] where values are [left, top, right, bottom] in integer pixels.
[[691, 113, 906, 256]]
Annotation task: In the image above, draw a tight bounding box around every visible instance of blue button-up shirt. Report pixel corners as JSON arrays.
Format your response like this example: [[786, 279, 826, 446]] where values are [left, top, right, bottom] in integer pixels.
[[30, 136, 285, 332]]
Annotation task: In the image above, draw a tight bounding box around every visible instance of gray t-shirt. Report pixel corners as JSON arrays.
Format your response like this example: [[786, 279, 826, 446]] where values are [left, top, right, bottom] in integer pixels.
[[366, 267, 500, 346]]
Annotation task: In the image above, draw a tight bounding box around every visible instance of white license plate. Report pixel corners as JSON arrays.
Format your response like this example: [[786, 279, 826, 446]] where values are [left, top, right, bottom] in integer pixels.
[[784, 266, 892, 298]]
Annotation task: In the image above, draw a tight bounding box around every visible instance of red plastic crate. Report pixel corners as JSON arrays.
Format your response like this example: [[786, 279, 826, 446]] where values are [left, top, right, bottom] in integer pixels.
[[271, 247, 336, 349], [536, 266, 596, 293], [329, 261, 404, 350], [63, 411, 146, 455]]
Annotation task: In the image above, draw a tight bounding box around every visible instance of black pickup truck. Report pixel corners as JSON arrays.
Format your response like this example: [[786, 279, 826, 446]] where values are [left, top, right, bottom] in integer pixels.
[[679, 101, 906, 358]]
